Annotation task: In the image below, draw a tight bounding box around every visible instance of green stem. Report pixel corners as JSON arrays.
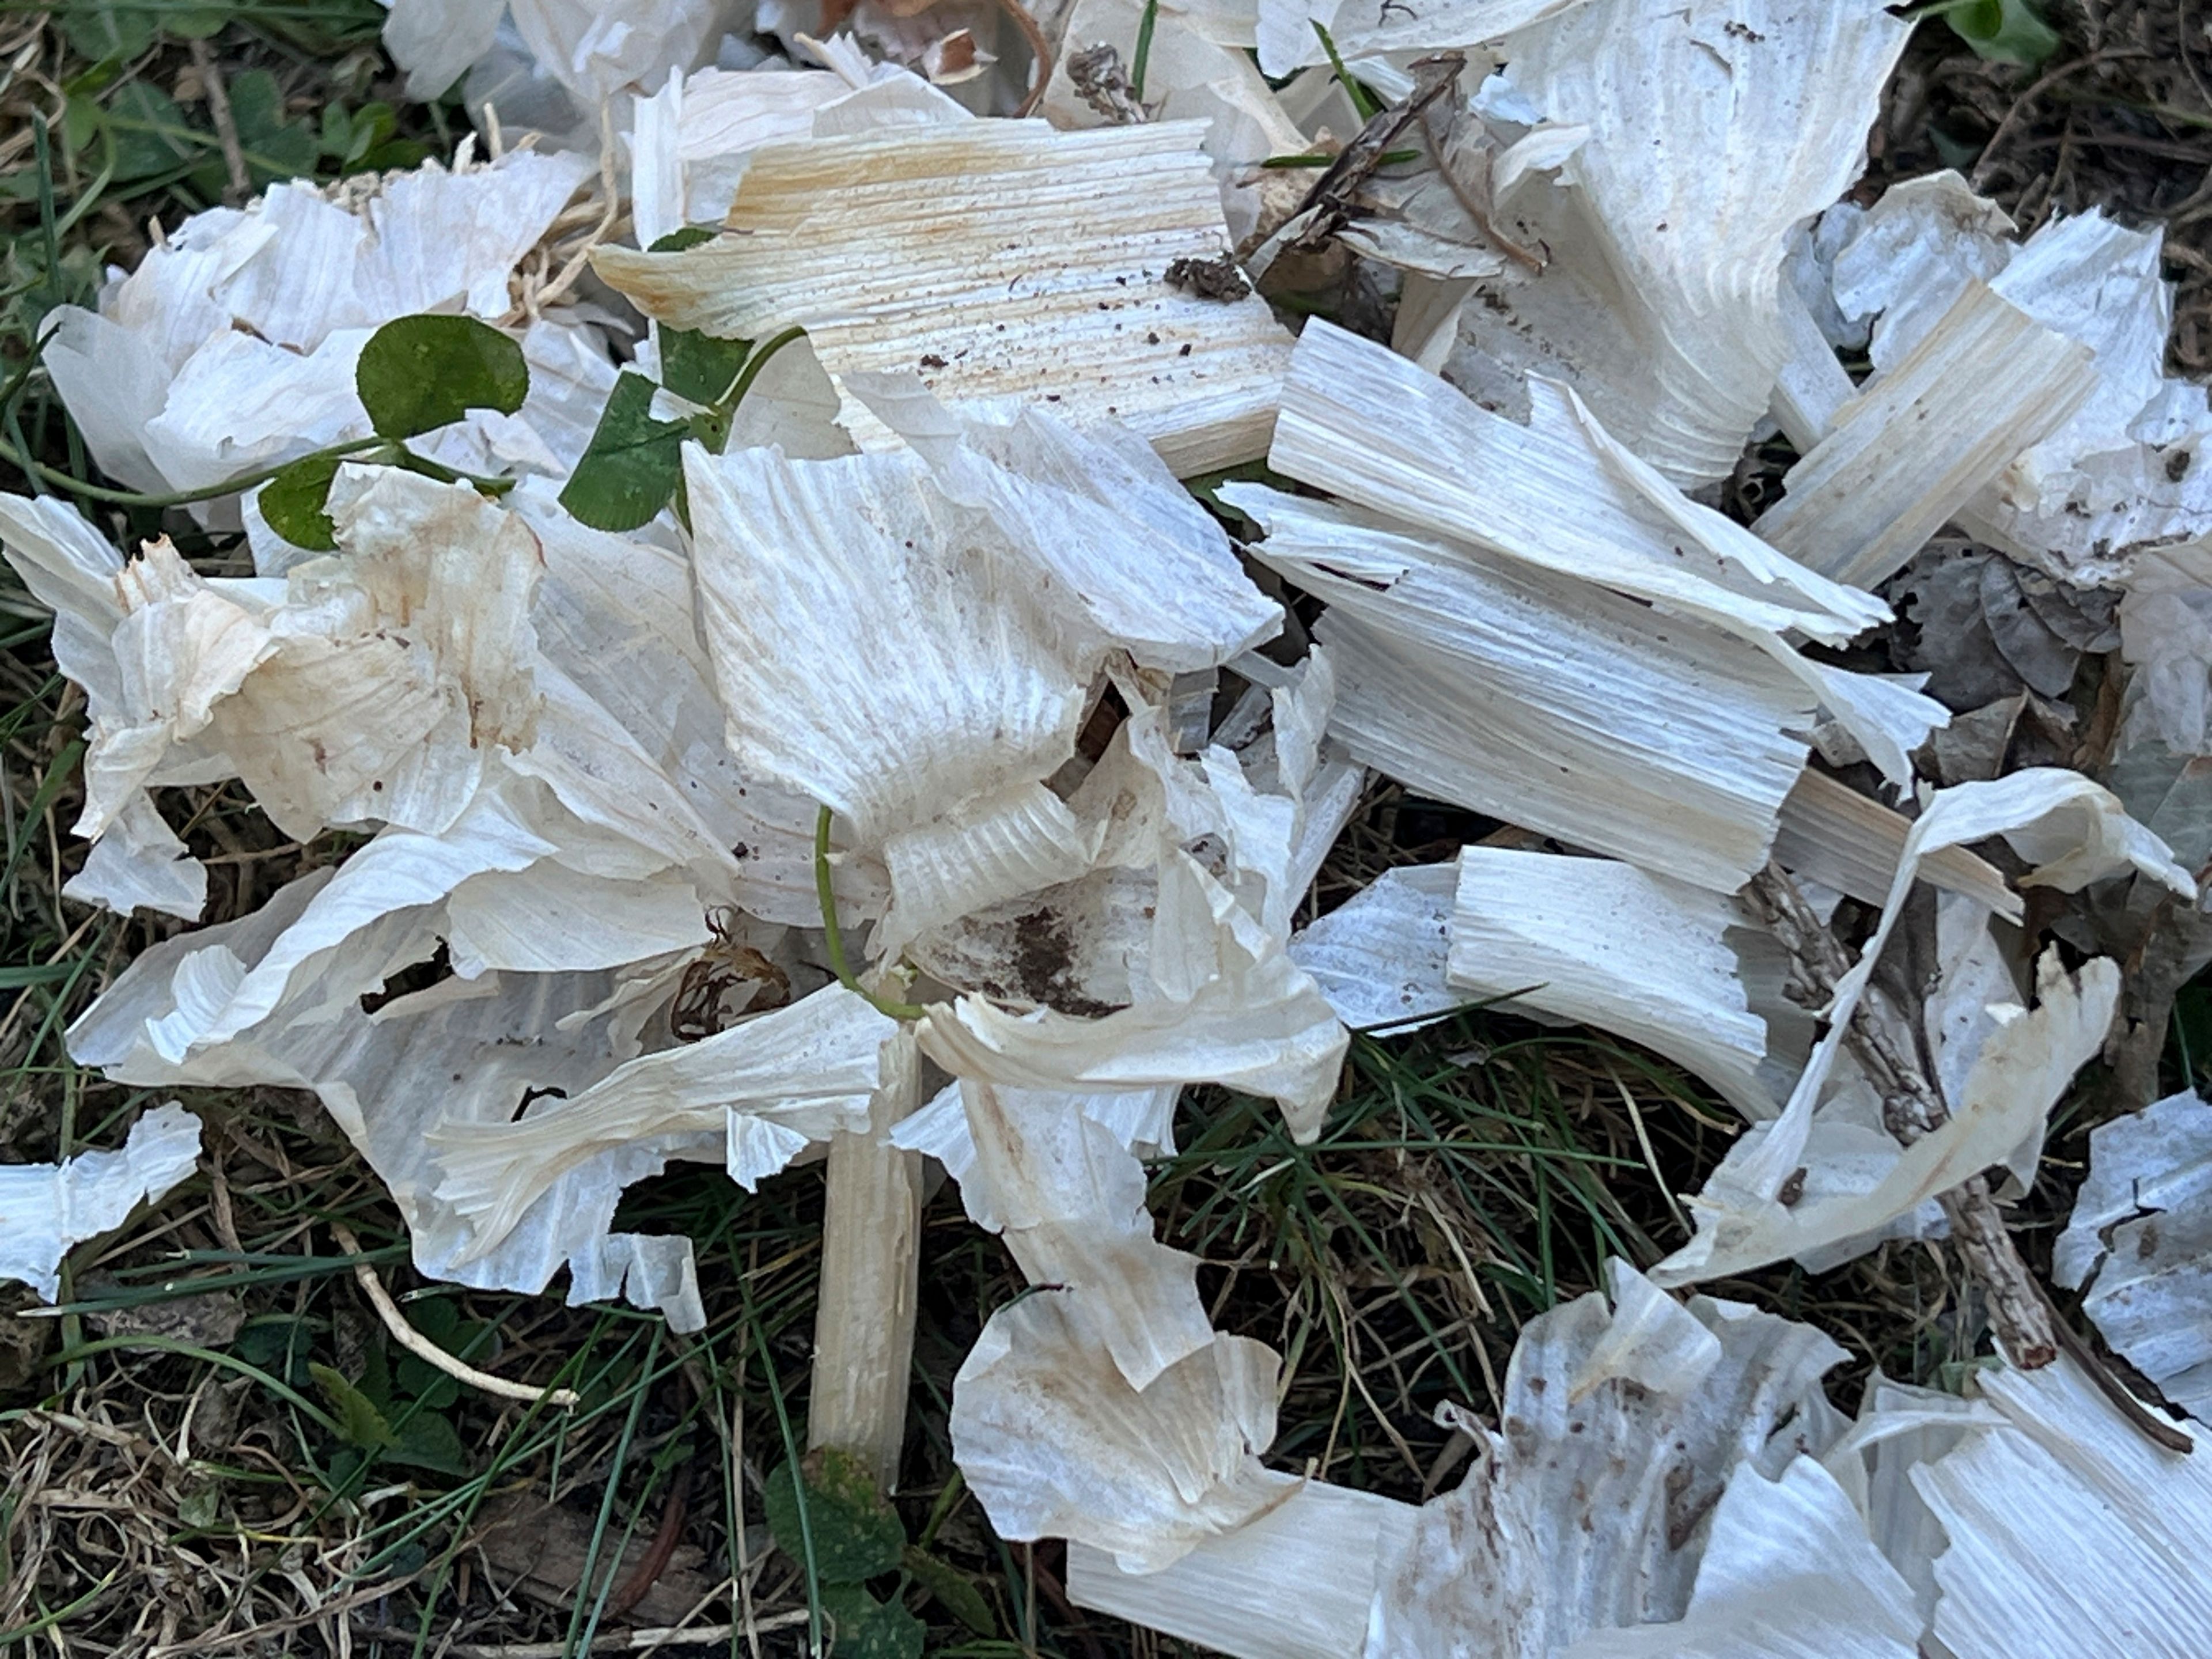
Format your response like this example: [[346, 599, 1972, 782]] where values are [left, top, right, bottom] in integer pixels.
[[392, 446, 518, 495], [750, 1304, 824, 1659], [812, 806, 930, 1022], [3, 402, 41, 502], [0, 1569, 121, 1647], [0, 323, 59, 502], [565, 1325, 663, 1659], [718, 326, 808, 422], [1130, 0, 1160, 101], [1312, 21, 1382, 121], [53, 128, 117, 242], [32, 114, 60, 303], [914, 1467, 966, 1551], [0, 321, 59, 416], [0, 434, 391, 507], [1262, 147, 1419, 169]]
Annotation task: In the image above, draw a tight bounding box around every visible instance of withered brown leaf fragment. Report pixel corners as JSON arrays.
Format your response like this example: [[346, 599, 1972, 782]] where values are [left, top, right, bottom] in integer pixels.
[[1284, 52, 1467, 259]]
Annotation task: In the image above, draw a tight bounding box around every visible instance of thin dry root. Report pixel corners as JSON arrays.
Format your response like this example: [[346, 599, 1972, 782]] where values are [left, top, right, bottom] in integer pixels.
[[998, 0, 1055, 118], [331, 1223, 580, 1408]]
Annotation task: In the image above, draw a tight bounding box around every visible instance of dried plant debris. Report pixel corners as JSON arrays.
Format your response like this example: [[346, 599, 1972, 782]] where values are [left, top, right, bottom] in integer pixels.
[[1443, 0, 1911, 487], [918, 849, 1350, 1141], [1804, 177, 2212, 578], [1658, 946, 2118, 1286], [1255, 0, 1587, 77], [593, 120, 1295, 474], [43, 149, 603, 565], [628, 52, 972, 248], [1230, 483, 1820, 892], [1288, 861, 1460, 1032], [0, 1104, 202, 1302], [1255, 321, 1943, 788], [1043, 0, 1309, 247], [1657, 770, 2188, 1289], [1294, 849, 1800, 1113], [1077, 1279, 2212, 1658], [941, 1079, 1299, 1566], [2057, 1089, 2212, 1419], [1070, 1260, 1860, 1656], [1447, 849, 1798, 1119], [382, 0, 729, 107], [1900, 1358, 2212, 1659], [1900, 540, 2122, 709], [1752, 279, 2099, 590], [1771, 770, 2016, 916], [14, 6, 2212, 1652]]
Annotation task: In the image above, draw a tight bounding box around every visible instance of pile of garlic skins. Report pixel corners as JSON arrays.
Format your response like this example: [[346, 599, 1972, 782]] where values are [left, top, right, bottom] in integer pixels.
[[7, 0, 2212, 1651]]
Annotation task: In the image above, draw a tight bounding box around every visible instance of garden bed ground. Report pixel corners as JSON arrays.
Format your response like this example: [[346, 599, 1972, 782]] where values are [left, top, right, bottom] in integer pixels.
[[0, 3, 2205, 1653]]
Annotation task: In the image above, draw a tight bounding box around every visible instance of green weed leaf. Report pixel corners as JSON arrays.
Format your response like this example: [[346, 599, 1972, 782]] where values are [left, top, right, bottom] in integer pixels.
[[258, 453, 345, 551], [176, 1484, 221, 1529], [559, 370, 690, 532], [819, 1585, 925, 1659], [309, 1362, 395, 1450], [384, 1409, 469, 1474], [357, 315, 529, 440], [233, 1316, 313, 1389], [164, 5, 232, 40], [103, 83, 204, 183], [1942, 0, 2060, 66], [900, 1545, 994, 1635], [763, 1448, 906, 1583], [220, 69, 320, 186], [660, 327, 751, 410], [65, 3, 229, 63], [319, 101, 411, 172], [644, 232, 751, 408], [397, 1361, 460, 1411], [62, 5, 157, 62]]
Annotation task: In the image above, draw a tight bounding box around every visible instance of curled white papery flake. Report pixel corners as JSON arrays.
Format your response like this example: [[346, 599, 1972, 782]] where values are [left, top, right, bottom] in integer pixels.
[[1445, 0, 1910, 487], [683, 440, 1093, 855], [0, 1104, 203, 1301], [1069, 1262, 1853, 1659]]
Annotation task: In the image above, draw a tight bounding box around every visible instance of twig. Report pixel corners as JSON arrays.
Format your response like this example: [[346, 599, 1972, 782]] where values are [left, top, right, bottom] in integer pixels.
[[609, 1460, 695, 1618], [1743, 864, 2059, 1368], [1971, 47, 2150, 191], [329, 1223, 580, 1407], [2033, 1277, 2195, 1454], [189, 39, 251, 205], [1289, 52, 1466, 256]]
